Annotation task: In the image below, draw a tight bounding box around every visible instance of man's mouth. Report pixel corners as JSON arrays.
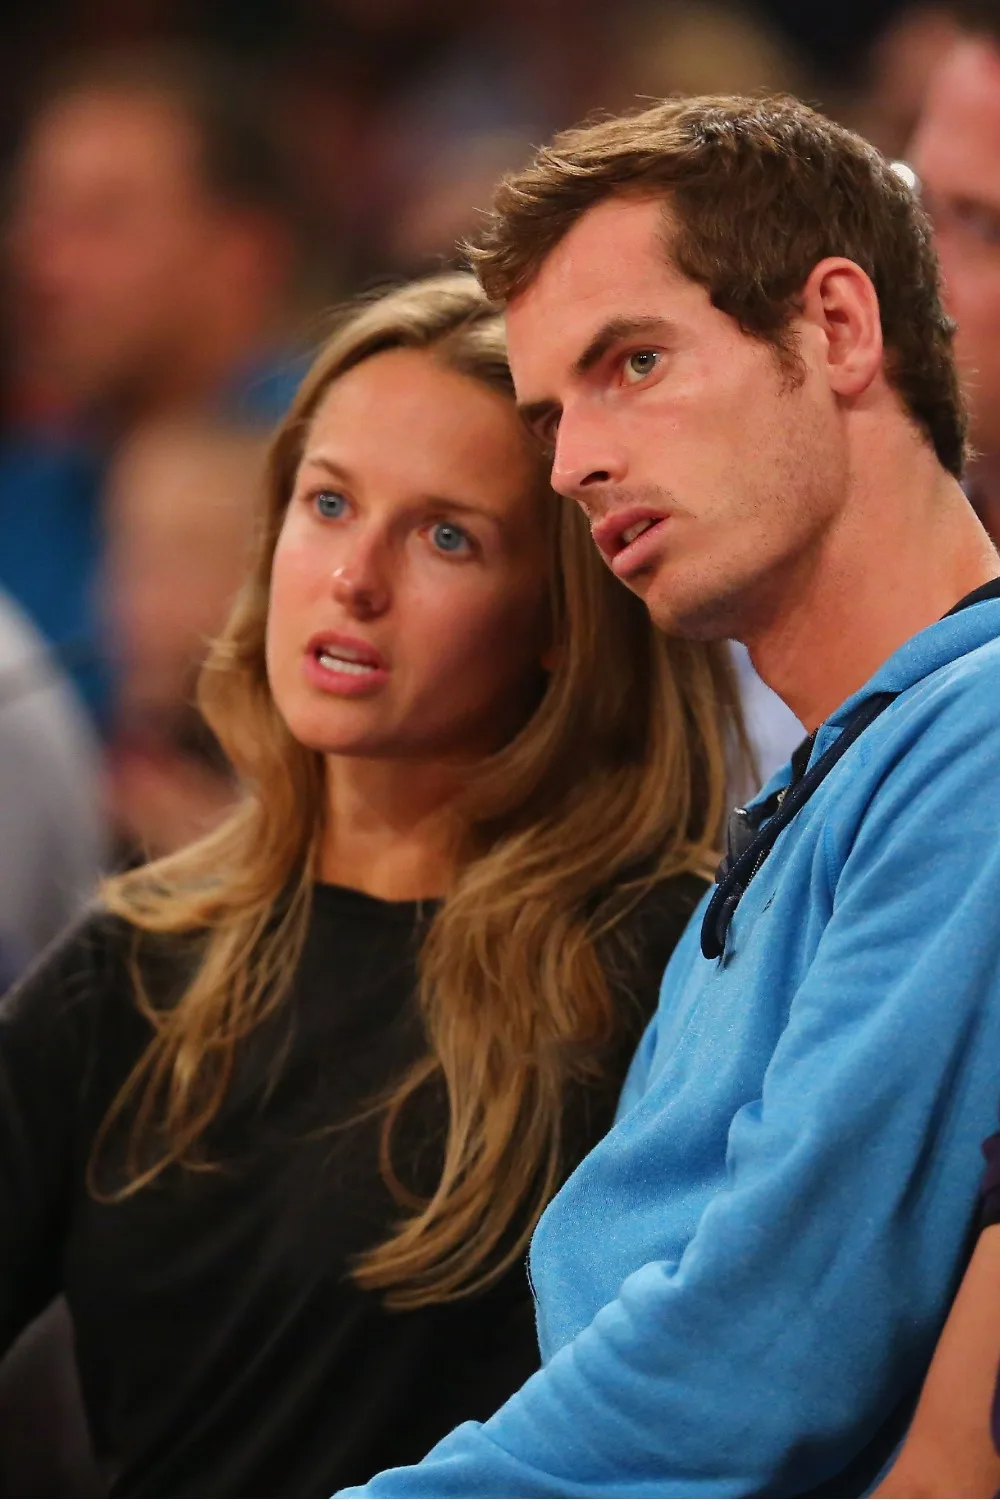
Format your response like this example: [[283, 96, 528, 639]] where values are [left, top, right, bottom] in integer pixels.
[[591, 507, 670, 567], [620, 518, 659, 547]]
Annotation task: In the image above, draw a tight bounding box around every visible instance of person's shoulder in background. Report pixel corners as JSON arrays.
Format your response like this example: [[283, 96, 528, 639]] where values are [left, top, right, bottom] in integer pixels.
[[0, 432, 109, 729], [0, 589, 105, 985]]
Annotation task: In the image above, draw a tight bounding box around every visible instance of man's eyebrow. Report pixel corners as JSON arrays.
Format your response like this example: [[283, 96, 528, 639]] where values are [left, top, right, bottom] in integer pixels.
[[573, 315, 670, 375], [516, 316, 672, 431]]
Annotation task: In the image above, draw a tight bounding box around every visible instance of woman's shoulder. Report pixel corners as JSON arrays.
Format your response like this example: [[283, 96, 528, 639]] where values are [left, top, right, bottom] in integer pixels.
[[0, 908, 153, 1130], [0, 904, 167, 1051]]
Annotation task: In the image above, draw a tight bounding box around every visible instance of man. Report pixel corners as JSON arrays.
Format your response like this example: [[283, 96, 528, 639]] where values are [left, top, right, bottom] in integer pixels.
[[0, 51, 302, 723], [338, 94, 1000, 1497], [909, 1, 1000, 546]]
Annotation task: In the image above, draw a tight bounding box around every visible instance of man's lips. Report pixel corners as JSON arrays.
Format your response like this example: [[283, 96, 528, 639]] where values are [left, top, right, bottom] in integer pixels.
[[590, 507, 671, 577]]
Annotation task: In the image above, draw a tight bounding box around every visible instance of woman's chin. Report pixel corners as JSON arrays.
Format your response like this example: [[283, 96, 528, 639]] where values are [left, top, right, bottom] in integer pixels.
[[280, 702, 392, 760]]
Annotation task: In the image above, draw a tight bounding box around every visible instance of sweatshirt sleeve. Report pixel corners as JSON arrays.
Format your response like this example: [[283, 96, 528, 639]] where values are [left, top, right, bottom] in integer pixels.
[[0, 916, 111, 1350], [337, 702, 1000, 1498]]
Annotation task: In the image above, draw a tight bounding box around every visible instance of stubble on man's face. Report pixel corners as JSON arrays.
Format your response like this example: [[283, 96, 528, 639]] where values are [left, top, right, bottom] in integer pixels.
[[505, 194, 845, 644]]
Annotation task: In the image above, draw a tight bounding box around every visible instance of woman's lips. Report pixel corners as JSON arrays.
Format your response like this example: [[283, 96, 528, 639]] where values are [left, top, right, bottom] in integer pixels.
[[303, 632, 390, 697]]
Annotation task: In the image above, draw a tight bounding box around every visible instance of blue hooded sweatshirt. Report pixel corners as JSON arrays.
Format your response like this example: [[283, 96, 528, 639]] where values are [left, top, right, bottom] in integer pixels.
[[340, 595, 1000, 1499]]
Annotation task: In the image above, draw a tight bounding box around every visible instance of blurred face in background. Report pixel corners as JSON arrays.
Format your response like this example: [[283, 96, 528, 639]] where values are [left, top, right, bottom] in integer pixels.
[[105, 418, 263, 731], [7, 87, 263, 415], [910, 38, 1000, 470], [266, 347, 553, 767]]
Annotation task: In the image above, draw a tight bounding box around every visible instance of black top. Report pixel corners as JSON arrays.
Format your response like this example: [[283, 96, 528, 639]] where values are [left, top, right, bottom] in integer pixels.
[[0, 873, 705, 1498]]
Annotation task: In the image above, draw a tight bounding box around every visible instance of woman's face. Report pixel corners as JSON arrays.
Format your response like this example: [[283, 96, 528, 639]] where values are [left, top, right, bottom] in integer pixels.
[[266, 346, 552, 765]]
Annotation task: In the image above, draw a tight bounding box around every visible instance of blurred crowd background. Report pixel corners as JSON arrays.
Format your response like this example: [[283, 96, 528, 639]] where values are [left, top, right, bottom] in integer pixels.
[[0, 0, 986, 983], [0, 2, 997, 1494]]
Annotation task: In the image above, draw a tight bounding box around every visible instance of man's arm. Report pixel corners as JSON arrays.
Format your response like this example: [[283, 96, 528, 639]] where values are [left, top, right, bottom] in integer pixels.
[[337, 712, 1000, 1499]]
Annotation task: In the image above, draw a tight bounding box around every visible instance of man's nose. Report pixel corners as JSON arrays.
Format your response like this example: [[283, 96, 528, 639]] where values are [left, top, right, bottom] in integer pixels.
[[549, 407, 625, 503], [330, 533, 391, 619]]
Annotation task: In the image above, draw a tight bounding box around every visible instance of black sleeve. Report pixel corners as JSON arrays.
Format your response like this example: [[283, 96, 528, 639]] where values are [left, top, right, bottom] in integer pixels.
[[0, 912, 126, 1351]]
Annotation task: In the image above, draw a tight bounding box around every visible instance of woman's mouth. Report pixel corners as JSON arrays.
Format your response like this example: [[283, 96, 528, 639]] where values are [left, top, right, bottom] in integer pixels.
[[316, 648, 378, 677], [304, 633, 389, 696]]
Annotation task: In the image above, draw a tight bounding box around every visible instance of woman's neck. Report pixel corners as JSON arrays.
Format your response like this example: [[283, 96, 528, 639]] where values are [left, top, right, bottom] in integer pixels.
[[317, 756, 466, 902]]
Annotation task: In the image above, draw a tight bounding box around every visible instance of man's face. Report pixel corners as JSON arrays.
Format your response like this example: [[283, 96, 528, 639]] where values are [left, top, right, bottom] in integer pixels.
[[7, 89, 230, 410], [910, 38, 1000, 468], [505, 196, 844, 640]]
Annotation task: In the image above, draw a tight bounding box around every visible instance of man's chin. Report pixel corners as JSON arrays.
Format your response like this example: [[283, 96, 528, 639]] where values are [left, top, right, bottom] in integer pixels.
[[643, 576, 744, 642]]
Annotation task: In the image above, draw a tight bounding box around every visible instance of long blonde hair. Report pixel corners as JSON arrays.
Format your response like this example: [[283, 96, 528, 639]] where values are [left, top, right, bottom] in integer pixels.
[[99, 272, 744, 1307]]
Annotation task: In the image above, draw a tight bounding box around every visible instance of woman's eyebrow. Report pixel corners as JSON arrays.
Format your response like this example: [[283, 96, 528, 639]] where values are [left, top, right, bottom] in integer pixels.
[[421, 496, 504, 529], [296, 458, 504, 530], [296, 453, 353, 482]]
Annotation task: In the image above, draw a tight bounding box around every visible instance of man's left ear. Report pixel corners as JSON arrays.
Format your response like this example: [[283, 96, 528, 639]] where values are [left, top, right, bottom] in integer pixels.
[[799, 256, 884, 399]]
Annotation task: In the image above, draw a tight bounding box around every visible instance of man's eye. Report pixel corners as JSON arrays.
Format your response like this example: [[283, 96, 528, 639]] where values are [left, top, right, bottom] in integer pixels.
[[623, 350, 660, 384], [429, 521, 472, 556], [315, 490, 348, 519]]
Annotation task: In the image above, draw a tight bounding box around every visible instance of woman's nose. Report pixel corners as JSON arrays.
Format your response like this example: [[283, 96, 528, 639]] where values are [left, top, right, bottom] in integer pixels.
[[330, 544, 390, 619]]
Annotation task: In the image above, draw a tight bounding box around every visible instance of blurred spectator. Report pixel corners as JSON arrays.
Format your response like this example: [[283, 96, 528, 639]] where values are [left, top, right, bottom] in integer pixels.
[[850, 4, 960, 156], [376, 2, 811, 276], [0, 589, 102, 987], [0, 49, 305, 725], [102, 415, 265, 859], [909, 4, 1000, 544], [600, 0, 810, 111]]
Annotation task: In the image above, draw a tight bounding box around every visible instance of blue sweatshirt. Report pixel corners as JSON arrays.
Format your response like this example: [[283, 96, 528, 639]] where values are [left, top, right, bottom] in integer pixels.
[[341, 597, 1000, 1498]]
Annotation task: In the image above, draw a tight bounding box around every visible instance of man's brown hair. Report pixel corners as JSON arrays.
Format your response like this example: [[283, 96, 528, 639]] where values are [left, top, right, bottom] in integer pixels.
[[468, 93, 967, 477]]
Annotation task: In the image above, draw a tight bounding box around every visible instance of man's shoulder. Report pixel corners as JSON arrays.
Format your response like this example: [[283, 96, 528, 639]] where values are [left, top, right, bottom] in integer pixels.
[[884, 629, 1000, 748]]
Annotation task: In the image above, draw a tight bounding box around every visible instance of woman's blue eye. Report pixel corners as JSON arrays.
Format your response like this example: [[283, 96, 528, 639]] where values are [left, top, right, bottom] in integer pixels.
[[430, 522, 471, 555], [315, 490, 348, 519]]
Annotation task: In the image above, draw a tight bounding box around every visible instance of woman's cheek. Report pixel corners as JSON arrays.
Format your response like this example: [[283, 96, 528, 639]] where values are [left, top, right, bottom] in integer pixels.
[[266, 544, 311, 688]]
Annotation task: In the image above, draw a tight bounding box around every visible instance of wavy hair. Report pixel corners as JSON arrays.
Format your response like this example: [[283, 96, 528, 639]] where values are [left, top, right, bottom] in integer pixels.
[[98, 272, 744, 1307]]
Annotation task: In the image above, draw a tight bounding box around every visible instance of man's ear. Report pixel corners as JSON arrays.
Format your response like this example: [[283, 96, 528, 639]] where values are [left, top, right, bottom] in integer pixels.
[[798, 256, 884, 399]]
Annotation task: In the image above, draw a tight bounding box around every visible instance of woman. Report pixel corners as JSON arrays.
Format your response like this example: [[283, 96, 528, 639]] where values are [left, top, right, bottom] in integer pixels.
[[0, 274, 741, 1497]]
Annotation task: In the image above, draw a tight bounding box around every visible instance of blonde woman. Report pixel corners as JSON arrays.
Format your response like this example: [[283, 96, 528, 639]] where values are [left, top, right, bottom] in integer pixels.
[[0, 274, 741, 1497]]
